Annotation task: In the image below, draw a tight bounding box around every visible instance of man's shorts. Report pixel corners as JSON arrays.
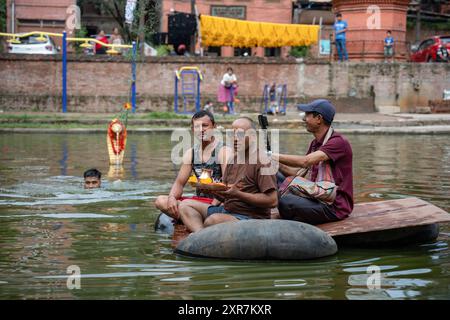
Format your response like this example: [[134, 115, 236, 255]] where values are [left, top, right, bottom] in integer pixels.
[[207, 205, 252, 220]]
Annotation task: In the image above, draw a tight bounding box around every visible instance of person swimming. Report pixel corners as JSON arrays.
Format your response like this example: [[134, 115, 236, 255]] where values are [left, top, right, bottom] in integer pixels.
[[84, 168, 102, 189]]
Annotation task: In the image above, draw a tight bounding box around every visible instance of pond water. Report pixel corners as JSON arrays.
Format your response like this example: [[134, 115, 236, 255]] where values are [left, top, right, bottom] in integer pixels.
[[0, 132, 449, 300]]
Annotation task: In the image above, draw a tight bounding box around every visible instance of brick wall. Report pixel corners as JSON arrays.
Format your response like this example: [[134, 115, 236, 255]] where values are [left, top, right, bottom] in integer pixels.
[[1, 54, 449, 113], [6, 0, 76, 46]]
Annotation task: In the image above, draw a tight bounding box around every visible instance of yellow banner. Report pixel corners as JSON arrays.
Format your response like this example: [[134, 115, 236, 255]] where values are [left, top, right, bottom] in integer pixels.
[[200, 15, 319, 48]]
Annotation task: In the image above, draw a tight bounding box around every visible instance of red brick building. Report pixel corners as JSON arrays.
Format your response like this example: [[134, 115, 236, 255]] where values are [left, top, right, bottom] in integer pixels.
[[6, 0, 75, 45], [333, 0, 411, 61], [161, 0, 295, 57]]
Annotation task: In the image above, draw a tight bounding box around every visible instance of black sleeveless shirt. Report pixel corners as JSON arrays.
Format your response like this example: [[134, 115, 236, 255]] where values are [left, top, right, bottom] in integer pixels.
[[192, 142, 223, 198]]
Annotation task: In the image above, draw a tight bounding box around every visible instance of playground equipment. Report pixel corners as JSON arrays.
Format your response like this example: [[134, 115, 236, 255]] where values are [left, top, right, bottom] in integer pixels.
[[0, 31, 136, 113], [261, 84, 287, 115], [174, 67, 203, 114]]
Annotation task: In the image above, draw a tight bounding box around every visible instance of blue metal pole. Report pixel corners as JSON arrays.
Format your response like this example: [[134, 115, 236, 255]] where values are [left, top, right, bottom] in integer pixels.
[[196, 72, 201, 112], [131, 41, 137, 113], [174, 74, 178, 114], [62, 31, 67, 113]]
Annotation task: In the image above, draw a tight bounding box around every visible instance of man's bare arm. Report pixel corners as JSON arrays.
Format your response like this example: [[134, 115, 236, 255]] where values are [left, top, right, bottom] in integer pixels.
[[235, 189, 278, 208], [273, 151, 330, 168], [168, 149, 193, 199], [278, 162, 301, 177]]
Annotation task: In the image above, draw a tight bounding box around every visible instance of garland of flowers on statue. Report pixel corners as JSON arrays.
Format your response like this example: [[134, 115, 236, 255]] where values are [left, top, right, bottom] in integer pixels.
[[108, 87, 132, 156]]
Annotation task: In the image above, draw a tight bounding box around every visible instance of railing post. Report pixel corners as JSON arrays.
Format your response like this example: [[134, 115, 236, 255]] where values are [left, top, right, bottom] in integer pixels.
[[62, 31, 67, 113]]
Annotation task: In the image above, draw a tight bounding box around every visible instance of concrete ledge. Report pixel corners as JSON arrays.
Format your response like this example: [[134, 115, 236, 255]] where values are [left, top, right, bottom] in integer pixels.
[[377, 106, 401, 114], [2, 115, 450, 128], [2, 126, 450, 134]]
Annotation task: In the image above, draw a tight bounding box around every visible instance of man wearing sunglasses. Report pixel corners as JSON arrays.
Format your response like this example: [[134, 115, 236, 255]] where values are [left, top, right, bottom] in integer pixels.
[[178, 117, 278, 232]]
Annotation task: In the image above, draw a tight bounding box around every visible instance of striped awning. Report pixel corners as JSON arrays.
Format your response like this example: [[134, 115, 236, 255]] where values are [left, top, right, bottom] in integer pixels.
[[200, 15, 320, 48]]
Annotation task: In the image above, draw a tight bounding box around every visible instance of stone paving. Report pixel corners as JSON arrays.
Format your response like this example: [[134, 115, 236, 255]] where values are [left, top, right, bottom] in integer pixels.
[[1, 111, 450, 134]]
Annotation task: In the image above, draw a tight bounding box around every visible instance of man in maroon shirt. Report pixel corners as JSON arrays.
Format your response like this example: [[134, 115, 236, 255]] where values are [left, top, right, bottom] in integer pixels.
[[273, 99, 353, 225]]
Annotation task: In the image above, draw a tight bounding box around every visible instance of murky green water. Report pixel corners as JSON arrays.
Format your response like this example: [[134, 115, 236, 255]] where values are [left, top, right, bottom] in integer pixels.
[[0, 132, 449, 300]]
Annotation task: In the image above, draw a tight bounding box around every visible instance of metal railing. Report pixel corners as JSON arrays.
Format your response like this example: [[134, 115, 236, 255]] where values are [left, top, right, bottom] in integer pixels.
[[329, 39, 412, 62], [0, 31, 133, 50]]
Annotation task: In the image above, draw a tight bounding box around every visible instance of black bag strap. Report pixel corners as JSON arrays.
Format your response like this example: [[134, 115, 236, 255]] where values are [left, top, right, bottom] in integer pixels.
[[294, 127, 333, 177]]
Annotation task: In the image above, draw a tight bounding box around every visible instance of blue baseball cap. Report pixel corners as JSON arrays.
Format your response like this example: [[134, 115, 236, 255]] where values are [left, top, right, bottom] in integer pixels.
[[297, 99, 336, 123]]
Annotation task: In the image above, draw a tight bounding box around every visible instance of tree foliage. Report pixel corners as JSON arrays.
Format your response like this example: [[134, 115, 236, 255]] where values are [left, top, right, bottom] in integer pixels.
[[289, 46, 310, 58], [0, 0, 6, 53], [77, 0, 161, 44], [0, 0, 6, 33]]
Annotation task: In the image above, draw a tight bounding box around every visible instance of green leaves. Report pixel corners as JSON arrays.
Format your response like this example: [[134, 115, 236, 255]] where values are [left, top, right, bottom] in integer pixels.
[[289, 46, 310, 58]]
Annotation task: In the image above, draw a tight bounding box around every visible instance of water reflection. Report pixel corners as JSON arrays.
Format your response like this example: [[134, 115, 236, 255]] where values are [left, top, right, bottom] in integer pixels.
[[0, 133, 449, 299], [130, 142, 138, 180], [59, 140, 68, 176]]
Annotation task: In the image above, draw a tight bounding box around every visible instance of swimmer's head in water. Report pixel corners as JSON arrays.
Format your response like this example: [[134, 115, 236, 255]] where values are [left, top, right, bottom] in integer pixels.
[[84, 168, 102, 189]]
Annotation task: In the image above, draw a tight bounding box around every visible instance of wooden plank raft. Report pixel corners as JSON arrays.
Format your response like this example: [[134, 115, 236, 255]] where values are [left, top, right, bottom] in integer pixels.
[[317, 197, 450, 236], [315, 197, 450, 246]]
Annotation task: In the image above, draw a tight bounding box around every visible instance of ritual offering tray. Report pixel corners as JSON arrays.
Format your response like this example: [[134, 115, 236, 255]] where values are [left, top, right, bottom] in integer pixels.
[[194, 182, 229, 191], [187, 173, 229, 191]]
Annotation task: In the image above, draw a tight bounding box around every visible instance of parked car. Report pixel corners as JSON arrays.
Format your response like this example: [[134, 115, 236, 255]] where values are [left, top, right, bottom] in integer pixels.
[[7, 34, 59, 54], [410, 35, 450, 62]]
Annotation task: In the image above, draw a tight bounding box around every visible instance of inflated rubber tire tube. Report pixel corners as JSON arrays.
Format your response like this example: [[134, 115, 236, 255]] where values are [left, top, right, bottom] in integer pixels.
[[175, 220, 338, 260], [154, 213, 175, 234]]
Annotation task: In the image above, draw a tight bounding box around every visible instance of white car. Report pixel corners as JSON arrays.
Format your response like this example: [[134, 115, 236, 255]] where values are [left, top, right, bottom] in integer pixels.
[[7, 34, 59, 54]]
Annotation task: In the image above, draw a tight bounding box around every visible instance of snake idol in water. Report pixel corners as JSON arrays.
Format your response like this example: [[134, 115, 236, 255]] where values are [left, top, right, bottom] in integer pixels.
[[107, 118, 127, 165]]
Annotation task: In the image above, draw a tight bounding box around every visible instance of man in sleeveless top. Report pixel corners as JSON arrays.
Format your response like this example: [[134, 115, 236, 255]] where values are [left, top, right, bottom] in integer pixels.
[[272, 99, 353, 225], [154, 110, 230, 221], [178, 117, 278, 232]]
